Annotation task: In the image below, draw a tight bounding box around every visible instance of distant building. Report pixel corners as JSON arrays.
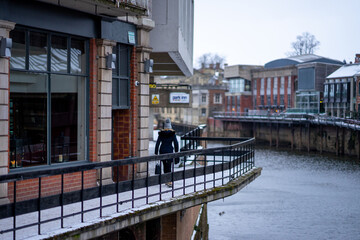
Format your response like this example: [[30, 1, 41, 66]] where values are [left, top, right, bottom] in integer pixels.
[[252, 63, 297, 113], [154, 65, 227, 126], [324, 59, 360, 117], [251, 55, 343, 114], [224, 65, 263, 113]]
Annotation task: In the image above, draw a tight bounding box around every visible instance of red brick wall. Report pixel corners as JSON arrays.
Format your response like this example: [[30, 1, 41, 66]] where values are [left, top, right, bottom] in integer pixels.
[[112, 109, 131, 181], [161, 213, 177, 240], [240, 95, 253, 112], [8, 170, 97, 202]]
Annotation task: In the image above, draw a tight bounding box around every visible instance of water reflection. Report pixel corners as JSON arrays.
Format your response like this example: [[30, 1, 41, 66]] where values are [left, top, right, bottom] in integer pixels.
[[208, 147, 360, 240]]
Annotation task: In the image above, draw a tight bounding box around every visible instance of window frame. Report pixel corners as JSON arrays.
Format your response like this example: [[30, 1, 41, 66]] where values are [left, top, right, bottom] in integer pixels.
[[112, 44, 131, 109], [9, 26, 90, 170]]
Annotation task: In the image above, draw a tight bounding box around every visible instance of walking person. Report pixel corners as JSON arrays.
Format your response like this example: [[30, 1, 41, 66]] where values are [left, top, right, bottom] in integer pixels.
[[155, 118, 179, 187]]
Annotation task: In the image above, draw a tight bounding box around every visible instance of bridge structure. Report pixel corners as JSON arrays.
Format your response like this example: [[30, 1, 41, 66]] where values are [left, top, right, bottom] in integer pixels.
[[0, 126, 261, 240], [210, 112, 360, 158]]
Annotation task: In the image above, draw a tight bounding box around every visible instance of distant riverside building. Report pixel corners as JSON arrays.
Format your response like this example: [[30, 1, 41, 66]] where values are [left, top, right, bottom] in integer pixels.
[[224, 65, 263, 113], [324, 56, 360, 117], [226, 54, 344, 114]]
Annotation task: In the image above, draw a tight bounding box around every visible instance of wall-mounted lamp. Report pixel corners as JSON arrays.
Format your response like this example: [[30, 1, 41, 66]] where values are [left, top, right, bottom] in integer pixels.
[[144, 59, 154, 73], [0, 38, 12, 58], [105, 53, 116, 70]]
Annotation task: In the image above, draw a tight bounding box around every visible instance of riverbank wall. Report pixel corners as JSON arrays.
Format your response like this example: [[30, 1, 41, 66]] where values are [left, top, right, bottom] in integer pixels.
[[208, 118, 360, 159]]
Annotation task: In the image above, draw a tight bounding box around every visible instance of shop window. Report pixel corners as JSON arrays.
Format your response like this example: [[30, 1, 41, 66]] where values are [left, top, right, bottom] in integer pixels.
[[9, 27, 88, 169], [112, 44, 131, 109]]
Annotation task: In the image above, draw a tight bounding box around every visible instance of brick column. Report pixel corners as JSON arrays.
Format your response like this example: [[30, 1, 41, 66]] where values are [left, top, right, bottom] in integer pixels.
[[136, 18, 154, 176], [0, 20, 15, 204], [96, 39, 116, 183]]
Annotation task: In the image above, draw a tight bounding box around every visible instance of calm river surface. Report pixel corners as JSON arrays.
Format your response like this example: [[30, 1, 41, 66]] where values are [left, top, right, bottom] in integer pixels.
[[208, 147, 360, 240]]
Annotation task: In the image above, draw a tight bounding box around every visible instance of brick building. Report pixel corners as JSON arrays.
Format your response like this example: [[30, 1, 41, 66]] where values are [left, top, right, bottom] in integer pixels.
[[224, 64, 263, 113], [0, 0, 198, 239], [226, 54, 343, 114]]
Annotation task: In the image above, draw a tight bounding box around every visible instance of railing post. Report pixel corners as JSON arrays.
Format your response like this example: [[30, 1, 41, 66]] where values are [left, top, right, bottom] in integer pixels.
[[81, 171, 84, 223], [117, 163, 120, 212], [61, 174, 64, 228], [100, 169, 103, 218], [13, 182, 16, 240], [38, 177, 41, 235]]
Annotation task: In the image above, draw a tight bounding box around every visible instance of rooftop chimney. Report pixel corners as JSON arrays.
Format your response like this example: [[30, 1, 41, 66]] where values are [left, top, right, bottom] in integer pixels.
[[355, 54, 360, 64]]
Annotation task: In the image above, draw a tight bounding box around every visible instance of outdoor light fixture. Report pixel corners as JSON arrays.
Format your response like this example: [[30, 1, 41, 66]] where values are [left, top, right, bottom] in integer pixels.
[[144, 59, 154, 73], [0, 38, 12, 58], [106, 53, 116, 69]]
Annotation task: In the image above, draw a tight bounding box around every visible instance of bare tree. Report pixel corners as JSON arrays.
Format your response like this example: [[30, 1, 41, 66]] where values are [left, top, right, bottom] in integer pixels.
[[197, 53, 226, 69], [288, 32, 320, 56]]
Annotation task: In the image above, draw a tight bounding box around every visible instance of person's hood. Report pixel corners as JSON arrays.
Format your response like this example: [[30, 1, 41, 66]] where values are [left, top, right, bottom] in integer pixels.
[[159, 129, 175, 138]]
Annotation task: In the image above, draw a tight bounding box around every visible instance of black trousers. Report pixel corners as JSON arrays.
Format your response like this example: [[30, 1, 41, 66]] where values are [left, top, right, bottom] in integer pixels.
[[162, 159, 173, 173]]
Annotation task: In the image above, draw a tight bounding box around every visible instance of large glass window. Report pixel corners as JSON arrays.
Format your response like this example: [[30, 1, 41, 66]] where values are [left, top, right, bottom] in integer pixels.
[[9, 27, 88, 169], [335, 83, 341, 100], [229, 78, 250, 93], [330, 84, 335, 98], [324, 84, 329, 99], [112, 44, 131, 109]]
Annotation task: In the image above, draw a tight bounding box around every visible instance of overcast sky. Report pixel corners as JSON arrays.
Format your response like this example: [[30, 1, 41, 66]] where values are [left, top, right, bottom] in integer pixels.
[[193, 0, 360, 68]]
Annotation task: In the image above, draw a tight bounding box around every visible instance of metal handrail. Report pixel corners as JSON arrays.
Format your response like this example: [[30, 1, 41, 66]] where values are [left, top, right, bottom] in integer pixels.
[[0, 127, 255, 240]]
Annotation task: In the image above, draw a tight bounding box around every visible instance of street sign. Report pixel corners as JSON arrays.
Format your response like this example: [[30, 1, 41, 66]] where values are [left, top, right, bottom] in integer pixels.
[[169, 92, 190, 103], [152, 94, 160, 104]]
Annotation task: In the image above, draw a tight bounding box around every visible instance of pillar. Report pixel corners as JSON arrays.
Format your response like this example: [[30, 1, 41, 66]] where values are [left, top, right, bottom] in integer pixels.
[[269, 123, 272, 147], [341, 127, 345, 156], [291, 124, 294, 150], [307, 123, 310, 153], [96, 39, 116, 184], [0, 20, 15, 204], [320, 125, 323, 154], [298, 124, 302, 151], [276, 123, 279, 149], [336, 126, 339, 156], [136, 18, 155, 177], [358, 131, 360, 160]]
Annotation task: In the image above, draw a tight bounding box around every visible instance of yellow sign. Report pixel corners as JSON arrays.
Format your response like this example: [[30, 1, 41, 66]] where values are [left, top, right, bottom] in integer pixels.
[[152, 94, 159, 104], [149, 84, 156, 88]]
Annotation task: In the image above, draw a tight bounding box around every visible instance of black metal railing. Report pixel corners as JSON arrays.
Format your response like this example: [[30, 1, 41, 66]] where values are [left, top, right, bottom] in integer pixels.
[[0, 127, 255, 240], [213, 112, 360, 131]]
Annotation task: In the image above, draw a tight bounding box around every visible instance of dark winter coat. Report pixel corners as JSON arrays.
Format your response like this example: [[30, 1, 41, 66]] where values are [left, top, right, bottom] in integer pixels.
[[155, 129, 179, 155]]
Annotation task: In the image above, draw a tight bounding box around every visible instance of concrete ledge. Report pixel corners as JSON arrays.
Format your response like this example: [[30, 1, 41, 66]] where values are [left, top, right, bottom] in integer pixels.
[[45, 167, 262, 240]]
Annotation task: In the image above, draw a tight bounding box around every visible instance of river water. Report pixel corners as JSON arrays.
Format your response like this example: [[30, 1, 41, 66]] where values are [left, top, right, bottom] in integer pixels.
[[208, 147, 360, 240]]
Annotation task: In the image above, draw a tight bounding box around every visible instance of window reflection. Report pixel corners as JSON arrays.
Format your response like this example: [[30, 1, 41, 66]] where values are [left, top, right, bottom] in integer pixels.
[[29, 32, 47, 71], [51, 35, 68, 73], [71, 38, 86, 74], [10, 29, 26, 69], [51, 75, 86, 163]]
